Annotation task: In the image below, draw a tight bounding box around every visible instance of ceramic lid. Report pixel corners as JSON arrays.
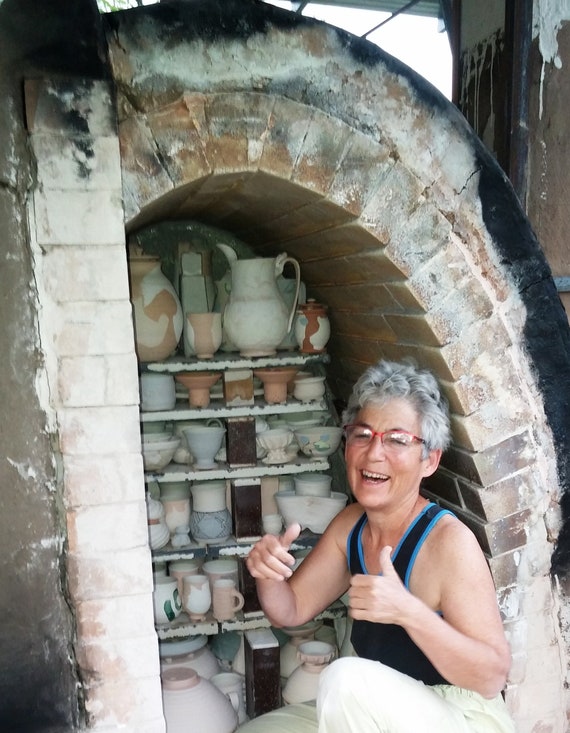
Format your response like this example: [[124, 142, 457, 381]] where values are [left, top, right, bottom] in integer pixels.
[[159, 635, 208, 658]]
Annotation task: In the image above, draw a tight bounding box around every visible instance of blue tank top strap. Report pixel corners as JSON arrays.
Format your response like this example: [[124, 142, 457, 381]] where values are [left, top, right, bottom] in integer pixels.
[[347, 511, 367, 575]]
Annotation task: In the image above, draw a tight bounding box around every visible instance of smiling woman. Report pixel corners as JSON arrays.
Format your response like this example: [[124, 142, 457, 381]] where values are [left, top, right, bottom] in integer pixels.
[[243, 359, 514, 733]]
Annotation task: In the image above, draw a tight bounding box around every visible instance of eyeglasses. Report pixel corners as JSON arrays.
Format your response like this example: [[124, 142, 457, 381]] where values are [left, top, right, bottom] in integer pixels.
[[343, 424, 425, 451]]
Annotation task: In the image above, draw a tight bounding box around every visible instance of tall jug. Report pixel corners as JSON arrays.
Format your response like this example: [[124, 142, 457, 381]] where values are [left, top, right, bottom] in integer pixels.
[[217, 244, 301, 357]]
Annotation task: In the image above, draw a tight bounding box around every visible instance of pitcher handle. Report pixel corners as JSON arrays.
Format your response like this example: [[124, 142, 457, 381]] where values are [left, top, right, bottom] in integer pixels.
[[275, 253, 301, 334]]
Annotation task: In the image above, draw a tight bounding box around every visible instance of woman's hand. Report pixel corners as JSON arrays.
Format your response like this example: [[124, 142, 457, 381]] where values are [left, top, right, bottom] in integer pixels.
[[348, 545, 415, 624], [246, 523, 301, 582]]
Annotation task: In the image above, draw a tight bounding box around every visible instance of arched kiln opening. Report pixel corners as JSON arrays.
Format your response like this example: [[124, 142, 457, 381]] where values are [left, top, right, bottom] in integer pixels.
[[22, 1, 570, 731]]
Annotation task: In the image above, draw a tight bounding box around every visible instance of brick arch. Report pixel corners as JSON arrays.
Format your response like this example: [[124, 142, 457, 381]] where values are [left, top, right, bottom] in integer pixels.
[[119, 89, 565, 726]]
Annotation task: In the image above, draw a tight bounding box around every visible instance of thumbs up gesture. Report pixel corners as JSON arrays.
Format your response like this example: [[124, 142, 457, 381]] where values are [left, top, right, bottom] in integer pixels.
[[348, 545, 408, 624], [246, 522, 301, 582]]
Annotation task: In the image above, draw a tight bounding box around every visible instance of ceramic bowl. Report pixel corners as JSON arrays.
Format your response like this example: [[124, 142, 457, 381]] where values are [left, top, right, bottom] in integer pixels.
[[293, 375, 326, 403], [256, 427, 294, 455], [294, 426, 343, 459], [275, 491, 348, 534], [293, 472, 332, 497], [142, 430, 174, 444], [285, 410, 329, 430], [142, 436, 181, 471]]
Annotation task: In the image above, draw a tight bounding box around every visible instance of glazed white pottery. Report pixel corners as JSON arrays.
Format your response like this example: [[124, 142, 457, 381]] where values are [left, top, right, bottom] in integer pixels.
[[282, 640, 336, 704], [294, 300, 331, 354], [128, 246, 183, 363], [211, 671, 247, 724], [190, 481, 232, 544], [153, 576, 183, 624], [212, 578, 245, 622], [293, 472, 332, 497], [294, 426, 343, 459], [293, 375, 326, 403], [142, 436, 181, 471], [161, 667, 238, 733], [140, 372, 176, 411], [169, 557, 203, 597], [182, 574, 212, 621], [262, 513, 283, 535], [147, 495, 170, 550], [183, 424, 226, 469], [256, 428, 296, 464], [275, 491, 349, 534], [217, 244, 301, 357], [184, 312, 222, 359], [159, 635, 221, 679]]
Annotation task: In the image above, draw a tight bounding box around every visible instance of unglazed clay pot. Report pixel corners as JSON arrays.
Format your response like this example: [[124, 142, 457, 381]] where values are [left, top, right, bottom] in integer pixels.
[[253, 366, 298, 404], [175, 371, 222, 408], [128, 245, 183, 362], [161, 667, 238, 733], [159, 635, 221, 680], [184, 312, 223, 359]]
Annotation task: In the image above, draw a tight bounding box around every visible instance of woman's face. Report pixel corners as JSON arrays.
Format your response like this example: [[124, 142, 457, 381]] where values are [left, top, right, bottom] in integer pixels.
[[345, 397, 441, 510]]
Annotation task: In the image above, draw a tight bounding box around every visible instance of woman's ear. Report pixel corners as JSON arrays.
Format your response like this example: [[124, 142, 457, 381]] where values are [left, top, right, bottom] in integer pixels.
[[422, 448, 442, 477]]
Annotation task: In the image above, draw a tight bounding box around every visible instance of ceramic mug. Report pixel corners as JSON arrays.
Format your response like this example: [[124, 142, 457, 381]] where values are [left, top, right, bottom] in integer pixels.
[[212, 578, 245, 622], [182, 574, 212, 621], [153, 576, 182, 624], [211, 671, 247, 724]]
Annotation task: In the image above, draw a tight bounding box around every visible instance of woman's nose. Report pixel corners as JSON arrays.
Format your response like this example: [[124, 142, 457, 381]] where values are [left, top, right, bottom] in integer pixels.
[[364, 434, 387, 459]]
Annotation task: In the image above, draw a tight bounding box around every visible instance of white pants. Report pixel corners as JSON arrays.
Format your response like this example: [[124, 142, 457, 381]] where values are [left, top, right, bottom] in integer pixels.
[[236, 659, 515, 733], [317, 658, 515, 733]]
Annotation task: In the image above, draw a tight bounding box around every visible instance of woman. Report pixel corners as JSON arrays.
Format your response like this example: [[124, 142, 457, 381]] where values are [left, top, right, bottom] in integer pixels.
[[241, 360, 514, 733]]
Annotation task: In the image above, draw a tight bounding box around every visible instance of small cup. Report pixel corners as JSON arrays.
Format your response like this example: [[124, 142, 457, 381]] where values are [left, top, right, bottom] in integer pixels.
[[262, 513, 283, 535], [182, 574, 212, 621], [212, 578, 245, 622]]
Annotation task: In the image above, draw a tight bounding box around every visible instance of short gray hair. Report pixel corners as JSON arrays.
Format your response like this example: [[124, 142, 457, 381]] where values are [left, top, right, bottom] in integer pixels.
[[341, 359, 451, 455]]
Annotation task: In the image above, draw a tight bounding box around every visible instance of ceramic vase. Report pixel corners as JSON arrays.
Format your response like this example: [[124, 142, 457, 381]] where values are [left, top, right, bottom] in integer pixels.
[[189, 481, 233, 544], [161, 667, 238, 733], [294, 300, 331, 354], [217, 244, 301, 357], [184, 312, 223, 359], [128, 245, 183, 362], [160, 481, 191, 535]]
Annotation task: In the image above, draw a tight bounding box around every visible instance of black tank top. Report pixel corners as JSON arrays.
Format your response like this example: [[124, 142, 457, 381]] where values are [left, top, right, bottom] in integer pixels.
[[347, 502, 453, 686]]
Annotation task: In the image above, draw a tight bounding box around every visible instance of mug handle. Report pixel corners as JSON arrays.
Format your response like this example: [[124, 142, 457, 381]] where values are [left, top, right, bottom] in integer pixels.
[[206, 418, 224, 428], [232, 590, 245, 612]]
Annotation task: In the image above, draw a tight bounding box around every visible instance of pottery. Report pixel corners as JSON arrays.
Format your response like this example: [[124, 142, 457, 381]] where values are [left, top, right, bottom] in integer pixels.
[[184, 312, 223, 359], [190, 481, 233, 544], [140, 373, 177, 412], [294, 299, 331, 354], [161, 667, 238, 733], [217, 244, 301, 357], [175, 371, 222, 408], [211, 671, 247, 725], [182, 574, 212, 621], [293, 375, 326, 403], [293, 472, 332, 497], [280, 626, 319, 679], [262, 513, 283, 535], [147, 495, 171, 550], [256, 427, 296, 465], [159, 635, 221, 679], [169, 558, 203, 597], [153, 576, 183, 624], [128, 246, 183, 363], [160, 481, 191, 535], [202, 558, 239, 593], [183, 424, 226, 469], [294, 426, 343, 459], [253, 366, 299, 404], [142, 436, 181, 471], [212, 578, 245, 622], [282, 640, 336, 704], [285, 411, 329, 430], [275, 491, 349, 534]]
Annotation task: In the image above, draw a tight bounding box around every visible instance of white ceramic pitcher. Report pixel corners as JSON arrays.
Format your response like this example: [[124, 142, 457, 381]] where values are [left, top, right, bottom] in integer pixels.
[[217, 244, 301, 357]]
